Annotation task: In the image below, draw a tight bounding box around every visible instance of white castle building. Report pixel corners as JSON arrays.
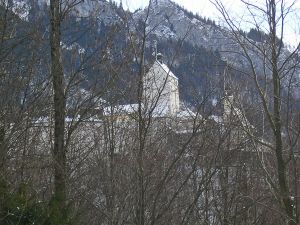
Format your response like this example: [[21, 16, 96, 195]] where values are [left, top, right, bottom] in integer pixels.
[[143, 53, 180, 116], [104, 53, 194, 119]]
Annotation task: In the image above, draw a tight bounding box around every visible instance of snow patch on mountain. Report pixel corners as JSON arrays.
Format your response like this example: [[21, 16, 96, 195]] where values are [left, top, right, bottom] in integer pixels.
[[10, 0, 121, 25], [10, 0, 30, 20], [61, 41, 86, 55], [72, 0, 121, 24]]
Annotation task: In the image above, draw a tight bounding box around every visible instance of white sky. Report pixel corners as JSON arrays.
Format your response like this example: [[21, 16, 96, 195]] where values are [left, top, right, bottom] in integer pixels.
[[114, 0, 300, 47]]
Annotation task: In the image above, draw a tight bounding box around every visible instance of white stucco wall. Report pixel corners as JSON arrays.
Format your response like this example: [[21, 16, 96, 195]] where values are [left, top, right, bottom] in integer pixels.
[[143, 60, 180, 116]]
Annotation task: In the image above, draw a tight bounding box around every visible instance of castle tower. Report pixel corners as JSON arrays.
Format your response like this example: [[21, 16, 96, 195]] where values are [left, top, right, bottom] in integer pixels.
[[143, 53, 180, 116]]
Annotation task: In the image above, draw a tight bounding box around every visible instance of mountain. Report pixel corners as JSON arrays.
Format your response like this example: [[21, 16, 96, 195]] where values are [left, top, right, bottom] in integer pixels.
[[132, 0, 300, 105], [132, 0, 273, 70], [4, 0, 300, 109]]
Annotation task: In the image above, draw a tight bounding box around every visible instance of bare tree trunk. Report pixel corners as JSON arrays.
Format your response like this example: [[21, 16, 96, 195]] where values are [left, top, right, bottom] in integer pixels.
[[50, 0, 67, 222], [136, 31, 146, 225], [0, 126, 5, 176], [212, 0, 299, 223], [269, 2, 295, 224]]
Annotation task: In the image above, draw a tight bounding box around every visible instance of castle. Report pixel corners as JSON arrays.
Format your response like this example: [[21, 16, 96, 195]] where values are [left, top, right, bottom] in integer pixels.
[[104, 53, 194, 121]]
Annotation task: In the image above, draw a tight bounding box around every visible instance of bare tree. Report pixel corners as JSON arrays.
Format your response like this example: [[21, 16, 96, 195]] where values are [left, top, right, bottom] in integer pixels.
[[211, 0, 300, 224]]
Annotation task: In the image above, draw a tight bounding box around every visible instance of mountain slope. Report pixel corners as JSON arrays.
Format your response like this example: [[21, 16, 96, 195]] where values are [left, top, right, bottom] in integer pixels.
[[5, 0, 300, 108]]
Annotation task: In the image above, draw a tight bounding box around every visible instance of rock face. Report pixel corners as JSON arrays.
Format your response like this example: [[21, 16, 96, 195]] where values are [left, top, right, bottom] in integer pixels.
[[133, 0, 233, 56]]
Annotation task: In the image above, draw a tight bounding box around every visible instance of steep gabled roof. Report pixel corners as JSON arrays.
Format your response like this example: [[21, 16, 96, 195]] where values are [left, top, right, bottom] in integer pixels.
[[154, 60, 178, 80]]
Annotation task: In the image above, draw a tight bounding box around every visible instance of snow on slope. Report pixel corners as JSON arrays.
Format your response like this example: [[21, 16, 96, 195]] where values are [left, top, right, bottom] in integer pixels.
[[10, 0, 121, 24]]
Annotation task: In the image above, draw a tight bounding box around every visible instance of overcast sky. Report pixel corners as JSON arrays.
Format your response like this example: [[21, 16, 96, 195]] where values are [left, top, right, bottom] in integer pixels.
[[113, 0, 300, 47]]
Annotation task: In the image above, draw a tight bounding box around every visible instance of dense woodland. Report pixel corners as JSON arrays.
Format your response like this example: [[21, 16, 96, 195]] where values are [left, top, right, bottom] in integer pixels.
[[0, 0, 300, 225]]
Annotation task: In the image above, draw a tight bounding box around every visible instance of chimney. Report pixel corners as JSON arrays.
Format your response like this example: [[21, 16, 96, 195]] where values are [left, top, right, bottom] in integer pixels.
[[157, 53, 163, 64]]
